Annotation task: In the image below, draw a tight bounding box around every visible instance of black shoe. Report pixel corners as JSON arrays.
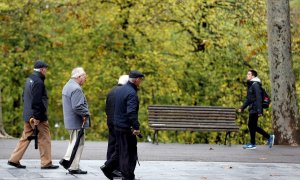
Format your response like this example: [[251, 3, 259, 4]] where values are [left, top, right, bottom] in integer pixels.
[[41, 165, 59, 169], [121, 178, 139, 180], [68, 169, 87, 174], [59, 159, 70, 170], [100, 165, 113, 179], [112, 170, 123, 177], [7, 161, 26, 169]]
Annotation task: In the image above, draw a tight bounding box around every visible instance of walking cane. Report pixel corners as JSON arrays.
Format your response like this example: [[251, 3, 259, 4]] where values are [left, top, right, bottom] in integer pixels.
[[27, 118, 39, 149]]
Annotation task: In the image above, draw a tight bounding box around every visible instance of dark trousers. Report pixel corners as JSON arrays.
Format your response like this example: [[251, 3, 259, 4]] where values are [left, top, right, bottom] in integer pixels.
[[104, 126, 119, 171], [107, 126, 117, 160], [248, 113, 270, 145], [115, 129, 137, 179]]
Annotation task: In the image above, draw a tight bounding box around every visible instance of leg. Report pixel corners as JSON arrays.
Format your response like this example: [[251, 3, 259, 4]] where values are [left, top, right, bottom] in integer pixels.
[[69, 130, 84, 170], [9, 122, 33, 163], [256, 127, 270, 139], [248, 113, 258, 145], [127, 133, 138, 178], [256, 117, 270, 140], [116, 130, 137, 179], [63, 129, 85, 170], [107, 126, 117, 160], [104, 128, 119, 171], [37, 121, 53, 167]]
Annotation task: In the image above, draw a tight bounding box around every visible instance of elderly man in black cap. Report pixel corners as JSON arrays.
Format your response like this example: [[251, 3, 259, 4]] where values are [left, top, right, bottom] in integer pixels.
[[101, 70, 144, 180], [8, 60, 59, 169]]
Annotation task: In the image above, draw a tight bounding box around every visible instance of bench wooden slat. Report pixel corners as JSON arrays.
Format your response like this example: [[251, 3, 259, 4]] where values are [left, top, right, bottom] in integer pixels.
[[149, 116, 236, 120], [149, 110, 236, 114], [151, 127, 239, 131], [149, 123, 239, 127], [149, 120, 236, 123], [149, 105, 235, 110], [149, 122, 237, 126], [149, 113, 235, 117], [152, 126, 239, 129], [149, 121, 238, 124]]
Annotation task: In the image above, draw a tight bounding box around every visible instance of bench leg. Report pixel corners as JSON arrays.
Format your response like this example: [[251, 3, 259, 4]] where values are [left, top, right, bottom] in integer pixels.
[[153, 130, 159, 145], [224, 132, 232, 146], [152, 130, 155, 144]]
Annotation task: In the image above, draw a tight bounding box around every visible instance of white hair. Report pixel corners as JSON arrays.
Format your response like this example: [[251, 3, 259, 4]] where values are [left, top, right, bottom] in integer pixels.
[[71, 67, 86, 78], [118, 75, 129, 85], [128, 77, 137, 83], [33, 68, 41, 72]]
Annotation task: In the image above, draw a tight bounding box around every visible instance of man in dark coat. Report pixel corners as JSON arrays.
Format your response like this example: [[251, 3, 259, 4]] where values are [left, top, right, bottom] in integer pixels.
[[100, 75, 129, 179], [105, 75, 129, 160], [8, 60, 59, 169], [238, 69, 275, 149], [101, 70, 144, 180], [114, 70, 144, 180]]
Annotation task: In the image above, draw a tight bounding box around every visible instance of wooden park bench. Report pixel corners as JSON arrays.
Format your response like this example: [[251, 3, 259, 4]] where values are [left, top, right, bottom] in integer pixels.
[[148, 105, 239, 145]]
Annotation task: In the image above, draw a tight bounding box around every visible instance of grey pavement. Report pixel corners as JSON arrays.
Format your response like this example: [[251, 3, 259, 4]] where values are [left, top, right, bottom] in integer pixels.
[[1, 139, 300, 179]]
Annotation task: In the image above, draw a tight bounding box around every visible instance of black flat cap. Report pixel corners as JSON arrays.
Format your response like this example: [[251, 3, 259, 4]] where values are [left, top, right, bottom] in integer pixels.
[[34, 60, 48, 69], [129, 70, 144, 78]]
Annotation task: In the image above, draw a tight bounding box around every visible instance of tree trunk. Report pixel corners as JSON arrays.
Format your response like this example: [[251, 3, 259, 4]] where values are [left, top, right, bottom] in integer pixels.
[[0, 88, 12, 138], [266, 0, 300, 145]]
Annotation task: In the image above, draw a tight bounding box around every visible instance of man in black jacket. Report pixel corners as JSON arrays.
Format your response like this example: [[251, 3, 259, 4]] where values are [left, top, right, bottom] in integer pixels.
[[8, 60, 59, 169], [105, 75, 129, 160], [238, 70, 275, 150], [100, 75, 129, 179], [102, 70, 144, 180]]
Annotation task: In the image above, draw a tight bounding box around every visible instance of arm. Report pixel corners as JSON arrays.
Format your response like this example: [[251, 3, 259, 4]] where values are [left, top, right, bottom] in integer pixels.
[[240, 91, 251, 111], [127, 93, 140, 130], [71, 89, 90, 118], [254, 84, 263, 115]]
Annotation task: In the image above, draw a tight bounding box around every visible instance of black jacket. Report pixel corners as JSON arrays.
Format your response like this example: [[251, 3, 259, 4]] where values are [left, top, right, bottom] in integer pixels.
[[22, 71, 48, 122], [113, 82, 140, 131], [105, 84, 122, 128], [241, 79, 263, 115]]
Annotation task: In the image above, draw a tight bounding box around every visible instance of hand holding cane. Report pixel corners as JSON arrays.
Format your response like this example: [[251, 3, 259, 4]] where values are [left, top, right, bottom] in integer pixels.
[[27, 118, 39, 149]]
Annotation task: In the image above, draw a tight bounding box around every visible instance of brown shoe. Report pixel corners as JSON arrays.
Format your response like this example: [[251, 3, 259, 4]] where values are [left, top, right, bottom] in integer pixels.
[[41, 165, 59, 169], [7, 161, 26, 169]]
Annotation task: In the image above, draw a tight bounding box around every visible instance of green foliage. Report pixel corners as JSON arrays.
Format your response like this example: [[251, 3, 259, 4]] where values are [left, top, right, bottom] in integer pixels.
[[0, 0, 299, 144]]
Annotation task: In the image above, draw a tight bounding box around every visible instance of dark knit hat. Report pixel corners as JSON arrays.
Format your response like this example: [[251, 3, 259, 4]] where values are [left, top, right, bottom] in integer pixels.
[[34, 60, 48, 69], [129, 70, 144, 78]]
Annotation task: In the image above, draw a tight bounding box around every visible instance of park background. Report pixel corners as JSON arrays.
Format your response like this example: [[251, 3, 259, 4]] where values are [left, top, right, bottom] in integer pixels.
[[0, 0, 299, 145]]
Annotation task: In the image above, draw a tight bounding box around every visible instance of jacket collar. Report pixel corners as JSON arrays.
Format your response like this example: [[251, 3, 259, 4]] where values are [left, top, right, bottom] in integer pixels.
[[247, 77, 262, 87], [32, 71, 45, 81], [128, 81, 138, 91]]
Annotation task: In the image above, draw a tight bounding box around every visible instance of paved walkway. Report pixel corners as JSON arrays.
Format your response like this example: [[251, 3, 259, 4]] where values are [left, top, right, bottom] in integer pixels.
[[1, 160, 300, 180], [1, 139, 300, 179]]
